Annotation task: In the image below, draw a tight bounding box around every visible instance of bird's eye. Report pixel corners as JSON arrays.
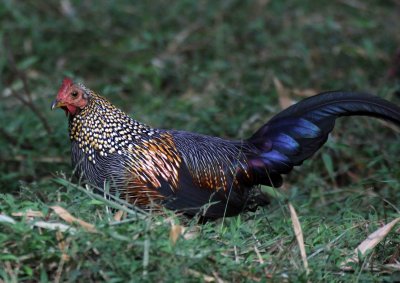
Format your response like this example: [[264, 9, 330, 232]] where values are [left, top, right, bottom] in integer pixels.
[[71, 91, 79, 98]]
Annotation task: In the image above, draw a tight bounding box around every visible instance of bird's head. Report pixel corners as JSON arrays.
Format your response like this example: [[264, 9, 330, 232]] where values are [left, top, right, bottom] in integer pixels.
[[51, 77, 90, 116]]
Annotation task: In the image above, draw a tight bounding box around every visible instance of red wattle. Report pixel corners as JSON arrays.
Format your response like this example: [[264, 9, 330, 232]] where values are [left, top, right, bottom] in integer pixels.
[[66, 105, 78, 115]]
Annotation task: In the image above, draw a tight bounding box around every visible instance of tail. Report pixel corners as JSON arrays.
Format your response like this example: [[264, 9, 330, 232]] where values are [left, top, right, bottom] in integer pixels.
[[246, 91, 400, 187]]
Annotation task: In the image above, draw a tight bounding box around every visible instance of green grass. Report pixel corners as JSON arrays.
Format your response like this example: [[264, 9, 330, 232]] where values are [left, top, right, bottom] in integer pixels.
[[1, 0, 400, 281]]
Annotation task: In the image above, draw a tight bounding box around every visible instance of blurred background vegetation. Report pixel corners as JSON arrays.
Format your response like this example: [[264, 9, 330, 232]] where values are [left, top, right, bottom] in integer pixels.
[[1, 0, 400, 281]]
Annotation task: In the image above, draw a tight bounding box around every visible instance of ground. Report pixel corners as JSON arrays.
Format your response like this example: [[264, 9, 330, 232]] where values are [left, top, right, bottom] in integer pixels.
[[0, 1, 400, 282]]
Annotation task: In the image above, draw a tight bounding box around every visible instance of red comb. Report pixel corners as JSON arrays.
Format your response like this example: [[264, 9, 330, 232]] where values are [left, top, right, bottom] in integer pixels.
[[58, 77, 73, 95]]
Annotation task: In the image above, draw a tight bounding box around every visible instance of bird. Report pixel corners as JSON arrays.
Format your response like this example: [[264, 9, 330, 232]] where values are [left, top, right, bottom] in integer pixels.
[[52, 78, 400, 219]]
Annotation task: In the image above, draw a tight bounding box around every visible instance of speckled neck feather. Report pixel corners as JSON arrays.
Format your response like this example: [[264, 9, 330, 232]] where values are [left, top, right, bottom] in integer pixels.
[[69, 92, 158, 164]]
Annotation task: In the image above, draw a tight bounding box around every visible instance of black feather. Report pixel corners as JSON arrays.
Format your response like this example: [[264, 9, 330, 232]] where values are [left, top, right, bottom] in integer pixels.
[[247, 91, 400, 186]]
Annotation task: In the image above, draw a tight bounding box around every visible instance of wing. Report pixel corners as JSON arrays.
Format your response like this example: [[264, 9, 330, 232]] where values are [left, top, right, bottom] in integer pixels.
[[167, 131, 265, 218]]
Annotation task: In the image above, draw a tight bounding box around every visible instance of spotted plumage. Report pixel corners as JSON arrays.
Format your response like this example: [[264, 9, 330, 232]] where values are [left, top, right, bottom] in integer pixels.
[[70, 88, 158, 162], [53, 78, 400, 219]]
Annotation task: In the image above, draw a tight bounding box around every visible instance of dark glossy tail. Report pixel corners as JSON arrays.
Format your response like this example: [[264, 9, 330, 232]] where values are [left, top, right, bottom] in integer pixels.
[[246, 91, 400, 187]]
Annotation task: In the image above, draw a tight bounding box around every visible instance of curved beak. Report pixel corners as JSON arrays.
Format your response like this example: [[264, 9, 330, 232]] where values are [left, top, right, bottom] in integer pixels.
[[51, 99, 65, 110]]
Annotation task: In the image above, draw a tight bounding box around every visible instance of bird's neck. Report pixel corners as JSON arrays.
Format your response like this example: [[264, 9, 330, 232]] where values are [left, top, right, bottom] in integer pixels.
[[68, 95, 158, 162]]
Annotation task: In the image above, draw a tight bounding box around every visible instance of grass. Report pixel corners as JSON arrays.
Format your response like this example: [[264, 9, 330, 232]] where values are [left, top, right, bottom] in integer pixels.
[[1, 0, 400, 281]]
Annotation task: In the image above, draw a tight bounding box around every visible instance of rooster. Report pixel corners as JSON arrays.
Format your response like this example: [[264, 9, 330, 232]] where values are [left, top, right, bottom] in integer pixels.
[[52, 78, 400, 219]]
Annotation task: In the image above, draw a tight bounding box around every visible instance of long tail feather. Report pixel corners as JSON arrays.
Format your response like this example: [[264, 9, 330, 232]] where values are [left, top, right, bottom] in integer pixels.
[[247, 91, 400, 187]]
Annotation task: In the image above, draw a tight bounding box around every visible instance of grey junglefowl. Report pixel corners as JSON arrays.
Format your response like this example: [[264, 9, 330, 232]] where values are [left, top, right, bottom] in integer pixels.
[[52, 78, 400, 219]]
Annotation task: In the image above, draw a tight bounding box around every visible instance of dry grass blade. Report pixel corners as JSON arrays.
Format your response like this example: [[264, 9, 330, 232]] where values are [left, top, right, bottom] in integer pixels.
[[211, 270, 226, 283], [288, 202, 310, 275], [292, 88, 318, 97], [186, 269, 215, 282], [33, 221, 76, 233], [383, 264, 400, 271], [51, 205, 97, 233], [170, 224, 185, 245], [341, 217, 400, 270], [12, 210, 44, 218], [377, 120, 400, 133], [56, 231, 70, 261], [273, 77, 294, 110], [182, 227, 199, 240], [54, 231, 70, 283], [113, 209, 125, 222], [0, 214, 16, 224]]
